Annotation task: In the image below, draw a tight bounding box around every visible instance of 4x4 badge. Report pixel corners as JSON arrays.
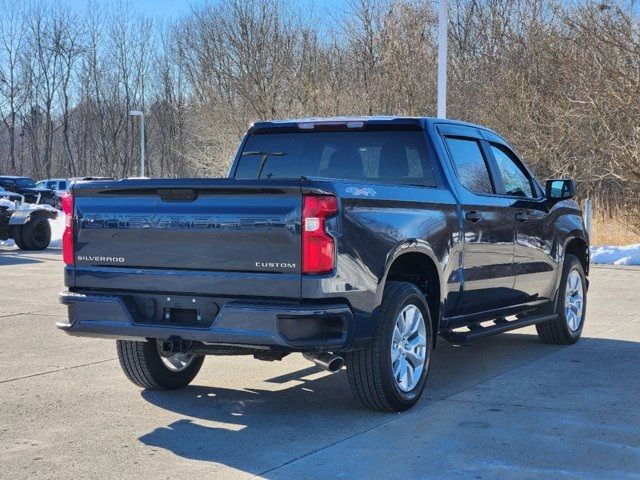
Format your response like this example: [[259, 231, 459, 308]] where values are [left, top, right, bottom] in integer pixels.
[[346, 186, 376, 197]]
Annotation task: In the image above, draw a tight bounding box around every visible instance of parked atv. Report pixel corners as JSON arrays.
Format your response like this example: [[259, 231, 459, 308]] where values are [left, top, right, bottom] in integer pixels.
[[0, 189, 57, 250]]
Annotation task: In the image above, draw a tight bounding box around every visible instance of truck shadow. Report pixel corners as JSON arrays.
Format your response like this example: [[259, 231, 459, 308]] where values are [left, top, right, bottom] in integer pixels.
[[0, 247, 61, 266], [138, 333, 639, 474], [0, 253, 43, 265]]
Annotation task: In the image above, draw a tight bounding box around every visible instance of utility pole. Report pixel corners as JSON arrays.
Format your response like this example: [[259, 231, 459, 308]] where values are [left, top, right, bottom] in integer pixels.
[[437, 0, 448, 119], [130, 110, 145, 177]]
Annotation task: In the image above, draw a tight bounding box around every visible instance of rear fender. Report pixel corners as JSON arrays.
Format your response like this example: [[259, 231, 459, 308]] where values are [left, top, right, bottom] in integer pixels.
[[377, 240, 443, 307]]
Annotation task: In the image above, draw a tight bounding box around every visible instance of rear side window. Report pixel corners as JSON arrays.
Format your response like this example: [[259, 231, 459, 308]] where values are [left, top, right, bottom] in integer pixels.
[[59, 181, 67, 189], [444, 137, 493, 194], [234, 130, 436, 187]]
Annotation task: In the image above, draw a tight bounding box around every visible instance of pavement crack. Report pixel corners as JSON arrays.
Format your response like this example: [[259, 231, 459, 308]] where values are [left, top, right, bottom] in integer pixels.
[[442, 397, 640, 418], [253, 407, 423, 478], [0, 311, 63, 319], [0, 358, 117, 384]]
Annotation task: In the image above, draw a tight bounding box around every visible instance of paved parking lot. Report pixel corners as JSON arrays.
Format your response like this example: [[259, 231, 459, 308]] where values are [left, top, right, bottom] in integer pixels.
[[1, 247, 639, 479]]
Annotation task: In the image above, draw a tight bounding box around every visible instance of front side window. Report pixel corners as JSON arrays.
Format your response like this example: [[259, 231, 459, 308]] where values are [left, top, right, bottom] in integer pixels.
[[235, 130, 436, 187], [445, 137, 494, 194], [490, 144, 534, 198]]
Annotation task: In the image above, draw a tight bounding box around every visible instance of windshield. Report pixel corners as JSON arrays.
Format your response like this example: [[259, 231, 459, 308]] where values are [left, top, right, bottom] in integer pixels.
[[37, 180, 58, 189], [15, 178, 36, 188], [234, 130, 436, 186]]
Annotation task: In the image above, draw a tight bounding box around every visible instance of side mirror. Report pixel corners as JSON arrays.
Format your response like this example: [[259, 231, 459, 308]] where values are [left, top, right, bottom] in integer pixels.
[[545, 179, 576, 200]]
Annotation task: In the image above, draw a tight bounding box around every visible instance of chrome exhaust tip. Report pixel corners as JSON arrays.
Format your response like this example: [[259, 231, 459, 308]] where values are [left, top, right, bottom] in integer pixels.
[[303, 352, 344, 373]]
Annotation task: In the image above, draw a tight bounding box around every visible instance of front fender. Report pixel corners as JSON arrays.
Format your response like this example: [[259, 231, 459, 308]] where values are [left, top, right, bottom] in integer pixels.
[[8, 208, 57, 226], [547, 199, 589, 301]]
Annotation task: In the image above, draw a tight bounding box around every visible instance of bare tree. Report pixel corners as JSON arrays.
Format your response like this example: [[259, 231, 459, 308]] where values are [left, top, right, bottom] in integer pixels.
[[0, 0, 27, 171]]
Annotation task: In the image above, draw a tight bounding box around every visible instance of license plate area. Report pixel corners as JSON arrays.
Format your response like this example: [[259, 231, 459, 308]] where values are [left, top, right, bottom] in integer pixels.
[[165, 307, 198, 325], [123, 294, 219, 328]]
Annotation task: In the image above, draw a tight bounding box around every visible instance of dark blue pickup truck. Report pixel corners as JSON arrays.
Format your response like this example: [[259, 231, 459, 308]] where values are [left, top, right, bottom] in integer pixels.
[[58, 117, 589, 412]]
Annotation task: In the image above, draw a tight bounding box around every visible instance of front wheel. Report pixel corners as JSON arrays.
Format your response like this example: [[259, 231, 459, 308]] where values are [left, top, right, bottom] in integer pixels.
[[536, 254, 587, 345], [345, 282, 433, 412], [116, 339, 204, 390]]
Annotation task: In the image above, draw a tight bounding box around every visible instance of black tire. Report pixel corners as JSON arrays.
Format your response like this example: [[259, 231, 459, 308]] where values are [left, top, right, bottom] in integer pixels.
[[11, 226, 29, 250], [16, 216, 51, 250], [116, 339, 204, 390], [344, 281, 433, 412], [536, 254, 587, 345]]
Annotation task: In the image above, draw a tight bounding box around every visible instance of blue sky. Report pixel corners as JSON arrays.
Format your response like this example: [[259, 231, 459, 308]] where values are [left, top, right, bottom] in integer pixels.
[[60, 0, 349, 21]]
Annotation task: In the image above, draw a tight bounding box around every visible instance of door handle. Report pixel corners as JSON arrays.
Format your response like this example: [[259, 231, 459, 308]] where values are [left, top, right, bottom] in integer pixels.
[[515, 211, 528, 222], [465, 211, 481, 223]]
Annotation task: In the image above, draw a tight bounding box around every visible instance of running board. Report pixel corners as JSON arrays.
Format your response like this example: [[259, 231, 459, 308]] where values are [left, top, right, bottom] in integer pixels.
[[441, 313, 557, 345]]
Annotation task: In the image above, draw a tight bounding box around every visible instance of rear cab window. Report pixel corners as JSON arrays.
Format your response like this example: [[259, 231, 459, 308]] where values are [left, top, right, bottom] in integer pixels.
[[443, 137, 494, 194], [234, 130, 437, 187]]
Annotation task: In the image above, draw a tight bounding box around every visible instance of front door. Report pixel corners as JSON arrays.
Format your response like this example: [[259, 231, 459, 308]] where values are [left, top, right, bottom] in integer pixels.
[[441, 134, 516, 316], [487, 142, 556, 303]]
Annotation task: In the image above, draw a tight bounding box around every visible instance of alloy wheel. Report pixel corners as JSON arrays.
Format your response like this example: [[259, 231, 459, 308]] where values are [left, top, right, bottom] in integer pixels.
[[391, 304, 427, 392], [565, 269, 584, 332]]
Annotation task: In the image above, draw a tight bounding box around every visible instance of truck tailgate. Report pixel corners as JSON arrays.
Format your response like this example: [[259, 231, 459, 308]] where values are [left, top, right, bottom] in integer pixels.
[[73, 179, 302, 276]]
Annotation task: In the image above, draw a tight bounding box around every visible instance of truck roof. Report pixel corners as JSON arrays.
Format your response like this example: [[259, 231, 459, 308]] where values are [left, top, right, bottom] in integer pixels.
[[0, 175, 34, 180], [248, 116, 495, 135]]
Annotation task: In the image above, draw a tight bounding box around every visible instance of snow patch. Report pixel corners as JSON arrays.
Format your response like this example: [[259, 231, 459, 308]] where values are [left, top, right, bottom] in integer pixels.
[[49, 212, 66, 248], [0, 198, 17, 210], [590, 244, 640, 266]]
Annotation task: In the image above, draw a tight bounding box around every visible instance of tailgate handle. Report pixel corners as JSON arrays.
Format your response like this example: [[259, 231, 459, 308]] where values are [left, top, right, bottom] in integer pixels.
[[158, 189, 197, 202]]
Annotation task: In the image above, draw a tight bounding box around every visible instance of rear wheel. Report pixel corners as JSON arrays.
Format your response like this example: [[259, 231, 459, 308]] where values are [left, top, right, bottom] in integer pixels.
[[345, 282, 433, 412], [116, 339, 204, 390], [13, 216, 51, 250], [536, 254, 587, 345]]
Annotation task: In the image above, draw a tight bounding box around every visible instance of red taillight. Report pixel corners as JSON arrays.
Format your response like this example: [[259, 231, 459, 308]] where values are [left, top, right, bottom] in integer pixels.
[[61, 193, 74, 265], [302, 195, 337, 274]]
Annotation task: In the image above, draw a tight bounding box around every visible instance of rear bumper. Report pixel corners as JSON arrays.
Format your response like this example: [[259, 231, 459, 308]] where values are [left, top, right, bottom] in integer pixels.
[[57, 292, 355, 351]]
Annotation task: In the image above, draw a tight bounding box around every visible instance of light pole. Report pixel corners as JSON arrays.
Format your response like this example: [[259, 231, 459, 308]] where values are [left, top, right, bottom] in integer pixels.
[[437, 0, 448, 119], [130, 110, 145, 177]]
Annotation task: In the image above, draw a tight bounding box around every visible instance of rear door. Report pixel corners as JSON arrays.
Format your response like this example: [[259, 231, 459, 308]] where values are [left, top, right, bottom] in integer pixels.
[[439, 127, 516, 315], [485, 141, 556, 303]]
